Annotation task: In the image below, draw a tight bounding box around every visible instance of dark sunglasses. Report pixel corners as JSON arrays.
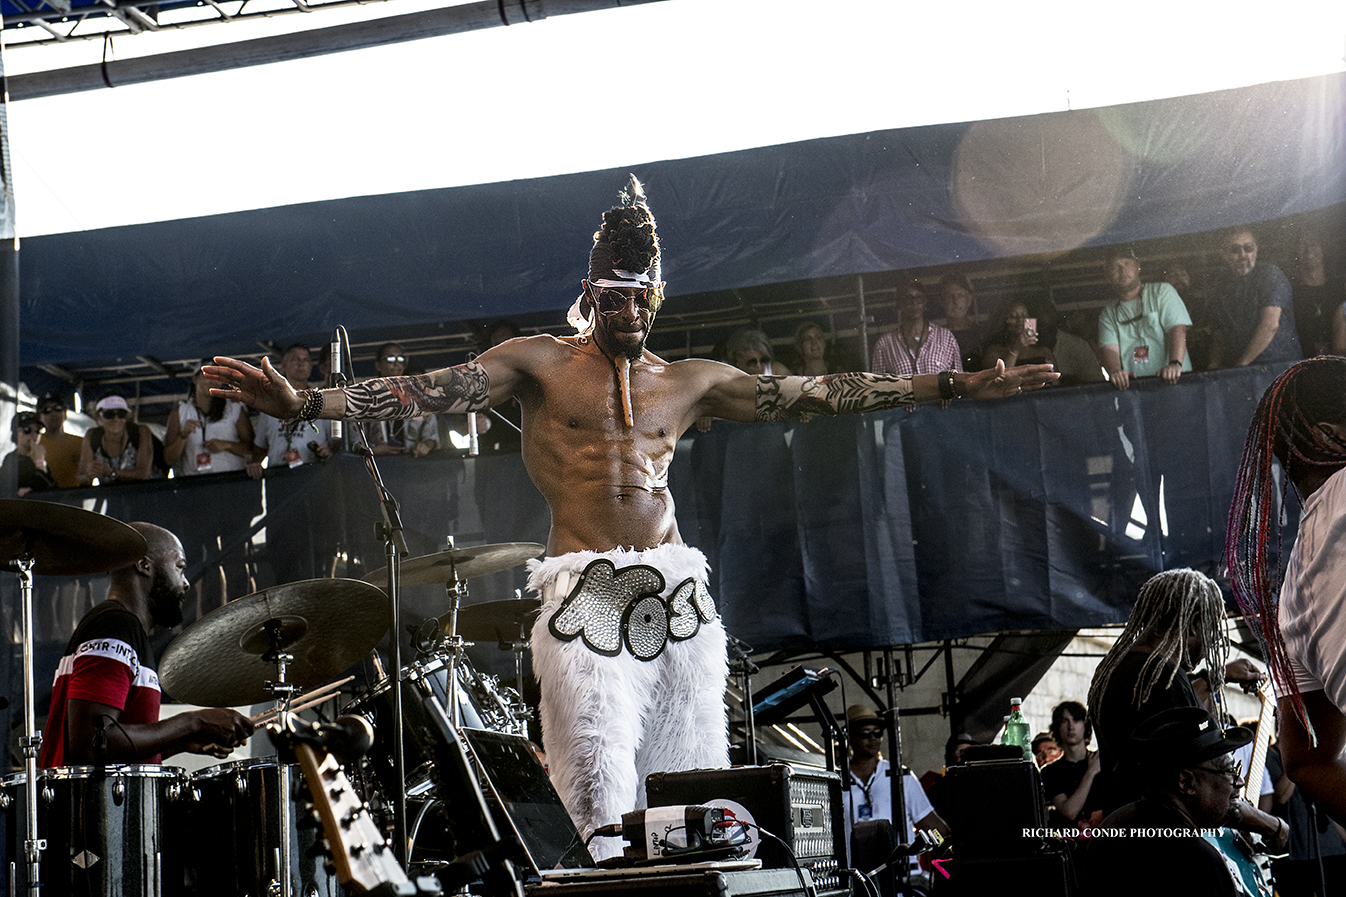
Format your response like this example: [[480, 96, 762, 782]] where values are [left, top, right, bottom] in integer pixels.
[[594, 286, 658, 316], [38, 405, 64, 414], [853, 727, 884, 739], [382, 355, 406, 364], [16, 425, 41, 435], [99, 409, 129, 420], [1192, 761, 1243, 786], [1226, 242, 1256, 254]]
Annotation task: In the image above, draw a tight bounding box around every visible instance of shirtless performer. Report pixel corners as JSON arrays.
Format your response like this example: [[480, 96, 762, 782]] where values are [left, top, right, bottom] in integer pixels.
[[206, 177, 1057, 856]]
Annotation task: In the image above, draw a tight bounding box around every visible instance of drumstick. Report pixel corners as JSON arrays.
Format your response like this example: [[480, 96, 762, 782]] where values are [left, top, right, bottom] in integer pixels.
[[250, 675, 354, 725]]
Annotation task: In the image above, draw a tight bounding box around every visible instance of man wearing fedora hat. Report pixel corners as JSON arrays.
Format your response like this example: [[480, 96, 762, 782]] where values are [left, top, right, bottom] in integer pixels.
[[1076, 706, 1253, 896], [844, 704, 950, 870]]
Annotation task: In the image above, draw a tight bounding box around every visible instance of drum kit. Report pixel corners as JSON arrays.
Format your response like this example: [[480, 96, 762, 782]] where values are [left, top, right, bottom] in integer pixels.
[[0, 498, 546, 896]]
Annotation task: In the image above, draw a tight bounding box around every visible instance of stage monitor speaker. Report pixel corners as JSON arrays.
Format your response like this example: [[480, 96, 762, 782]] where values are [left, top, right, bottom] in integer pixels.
[[944, 758, 1045, 858], [645, 764, 846, 895], [929, 849, 1075, 897]]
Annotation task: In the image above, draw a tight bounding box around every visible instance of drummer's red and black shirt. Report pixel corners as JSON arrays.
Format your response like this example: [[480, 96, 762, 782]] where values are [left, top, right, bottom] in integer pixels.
[[39, 600, 161, 767]]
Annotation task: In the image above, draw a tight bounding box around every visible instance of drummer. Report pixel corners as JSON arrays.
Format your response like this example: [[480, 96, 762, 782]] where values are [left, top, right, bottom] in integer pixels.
[[39, 522, 254, 766]]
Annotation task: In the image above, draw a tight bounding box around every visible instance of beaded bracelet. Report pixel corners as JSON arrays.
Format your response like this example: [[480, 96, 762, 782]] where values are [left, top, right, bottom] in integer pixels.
[[937, 369, 958, 401], [293, 388, 324, 422]]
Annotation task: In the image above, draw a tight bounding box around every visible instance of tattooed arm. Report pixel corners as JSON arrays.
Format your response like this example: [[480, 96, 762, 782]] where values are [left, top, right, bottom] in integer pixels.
[[694, 360, 1059, 424], [339, 364, 490, 420], [206, 339, 535, 421]]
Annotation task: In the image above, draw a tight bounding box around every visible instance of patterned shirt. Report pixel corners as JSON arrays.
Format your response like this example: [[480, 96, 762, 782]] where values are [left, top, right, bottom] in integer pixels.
[[40, 600, 161, 767], [872, 324, 964, 376]]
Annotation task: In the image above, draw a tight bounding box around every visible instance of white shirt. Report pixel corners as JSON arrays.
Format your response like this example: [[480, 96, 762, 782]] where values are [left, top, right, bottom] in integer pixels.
[[1279, 466, 1346, 711], [844, 759, 934, 871], [253, 413, 333, 468]]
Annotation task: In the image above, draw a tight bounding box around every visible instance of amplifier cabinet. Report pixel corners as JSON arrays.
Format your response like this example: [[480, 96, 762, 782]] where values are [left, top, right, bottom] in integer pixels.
[[645, 764, 846, 893], [943, 758, 1047, 858]]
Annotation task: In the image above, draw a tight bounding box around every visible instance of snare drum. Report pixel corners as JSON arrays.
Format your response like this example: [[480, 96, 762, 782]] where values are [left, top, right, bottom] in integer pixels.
[[188, 757, 342, 897], [2, 765, 189, 896], [346, 652, 488, 796]]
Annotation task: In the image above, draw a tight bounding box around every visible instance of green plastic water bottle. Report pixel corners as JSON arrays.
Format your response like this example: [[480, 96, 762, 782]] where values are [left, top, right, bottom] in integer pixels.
[[1000, 697, 1032, 760]]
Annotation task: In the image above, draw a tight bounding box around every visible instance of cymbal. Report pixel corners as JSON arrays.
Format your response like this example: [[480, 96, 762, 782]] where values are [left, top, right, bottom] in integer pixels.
[[364, 542, 544, 587], [160, 578, 388, 707], [0, 499, 147, 576], [448, 597, 542, 642]]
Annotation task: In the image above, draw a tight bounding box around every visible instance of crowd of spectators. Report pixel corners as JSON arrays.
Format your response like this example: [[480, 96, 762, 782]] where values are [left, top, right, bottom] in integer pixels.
[[728, 220, 1344, 403], [7, 220, 1344, 495]]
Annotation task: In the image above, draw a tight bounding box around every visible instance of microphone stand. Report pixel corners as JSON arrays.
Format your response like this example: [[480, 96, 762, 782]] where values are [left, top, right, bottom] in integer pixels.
[[352, 423, 411, 866]]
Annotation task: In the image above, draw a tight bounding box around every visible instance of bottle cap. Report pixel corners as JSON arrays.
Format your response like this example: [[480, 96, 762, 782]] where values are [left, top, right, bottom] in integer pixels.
[[1010, 697, 1022, 704]]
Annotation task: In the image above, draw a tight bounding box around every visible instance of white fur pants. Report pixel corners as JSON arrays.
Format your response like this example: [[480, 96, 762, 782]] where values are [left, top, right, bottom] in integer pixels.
[[528, 545, 730, 860]]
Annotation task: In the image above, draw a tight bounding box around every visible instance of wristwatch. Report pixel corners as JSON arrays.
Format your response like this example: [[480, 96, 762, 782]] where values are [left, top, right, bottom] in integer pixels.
[[1167, 360, 1182, 367]]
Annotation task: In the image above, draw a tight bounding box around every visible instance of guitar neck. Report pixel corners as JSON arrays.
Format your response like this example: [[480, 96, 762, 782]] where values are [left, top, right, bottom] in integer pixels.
[[1242, 681, 1275, 805]]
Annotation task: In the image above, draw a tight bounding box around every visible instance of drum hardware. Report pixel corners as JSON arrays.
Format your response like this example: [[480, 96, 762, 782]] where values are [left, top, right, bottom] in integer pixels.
[[159, 578, 388, 707], [445, 592, 541, 705], [161, 577, 386, 897], [3, 765, 192, 896], [363, 542, 545, 588], [189, 756, 343, 897], [0, 499, 148, 895]]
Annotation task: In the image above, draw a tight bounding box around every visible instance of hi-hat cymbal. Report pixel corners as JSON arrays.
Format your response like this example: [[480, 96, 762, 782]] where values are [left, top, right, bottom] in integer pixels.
[[0, 499, 147, 576], [364, 542, 544, 587], [160, 578, 388, 707], [447, 597, 542, 643]]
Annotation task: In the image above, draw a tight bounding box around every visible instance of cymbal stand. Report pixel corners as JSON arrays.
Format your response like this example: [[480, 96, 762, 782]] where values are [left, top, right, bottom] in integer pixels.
[[9, 555, 46, 894], [512, 589, 527, 708], [262, 620, 299, 897], [439, 536, 468, 728]]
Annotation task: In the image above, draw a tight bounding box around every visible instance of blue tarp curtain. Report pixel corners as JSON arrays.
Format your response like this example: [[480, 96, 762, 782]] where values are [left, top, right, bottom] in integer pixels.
[[8, 365, 1293, 698], [17, 73, 1346, 367], [676, 364, 1294, 651]]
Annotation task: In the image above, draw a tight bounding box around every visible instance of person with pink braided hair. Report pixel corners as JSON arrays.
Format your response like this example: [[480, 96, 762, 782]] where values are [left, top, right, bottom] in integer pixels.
[[1227, 356, 1346, 823]]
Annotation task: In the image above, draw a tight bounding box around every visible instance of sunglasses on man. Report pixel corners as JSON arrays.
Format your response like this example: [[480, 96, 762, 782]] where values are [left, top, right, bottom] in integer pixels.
[[382, 355, 407, 364], [16, 425, 41, 435], [38, 405, 64, 414], [593, 286, 660, 316], [99, 409, 130, 420]]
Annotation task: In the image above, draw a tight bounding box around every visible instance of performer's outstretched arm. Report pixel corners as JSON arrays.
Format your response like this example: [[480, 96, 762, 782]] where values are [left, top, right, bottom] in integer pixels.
[[205, 338, 540, 421], [698, 360, 1058, 423]]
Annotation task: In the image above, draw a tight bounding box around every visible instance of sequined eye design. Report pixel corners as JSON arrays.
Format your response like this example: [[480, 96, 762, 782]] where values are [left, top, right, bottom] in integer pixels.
[[548, 560, 717, 661]]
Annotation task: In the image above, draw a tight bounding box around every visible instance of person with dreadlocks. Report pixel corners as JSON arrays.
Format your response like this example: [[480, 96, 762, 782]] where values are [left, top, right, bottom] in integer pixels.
[[204, 176, 1058, 856], [1226, 356, 1346, 824], [1087, 568, 1287, 851]]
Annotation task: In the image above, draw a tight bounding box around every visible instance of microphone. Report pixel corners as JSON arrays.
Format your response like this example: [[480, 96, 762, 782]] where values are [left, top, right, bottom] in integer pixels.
[[292, 714, 374, 765], [330, 328, 343, 440], [465, 349, 480, 457], [318, 714, 375, 763]]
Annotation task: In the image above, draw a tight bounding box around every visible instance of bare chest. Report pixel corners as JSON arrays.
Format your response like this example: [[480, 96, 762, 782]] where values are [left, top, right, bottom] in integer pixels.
[[525, 347, 695, 442]]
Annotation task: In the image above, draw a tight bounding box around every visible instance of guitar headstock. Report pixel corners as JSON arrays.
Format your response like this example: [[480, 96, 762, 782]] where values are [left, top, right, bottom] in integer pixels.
[[293, 740, 415, 894]]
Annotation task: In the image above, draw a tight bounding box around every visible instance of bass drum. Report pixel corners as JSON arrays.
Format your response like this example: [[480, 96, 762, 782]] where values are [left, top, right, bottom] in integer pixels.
[[347, 652, 525, 798], [187, 757, 344, 897], [1, 765, 190, 897]]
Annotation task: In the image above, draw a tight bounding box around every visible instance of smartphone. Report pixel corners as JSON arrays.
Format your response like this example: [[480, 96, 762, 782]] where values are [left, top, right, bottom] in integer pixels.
[[1024, 317, 1037, 336]]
